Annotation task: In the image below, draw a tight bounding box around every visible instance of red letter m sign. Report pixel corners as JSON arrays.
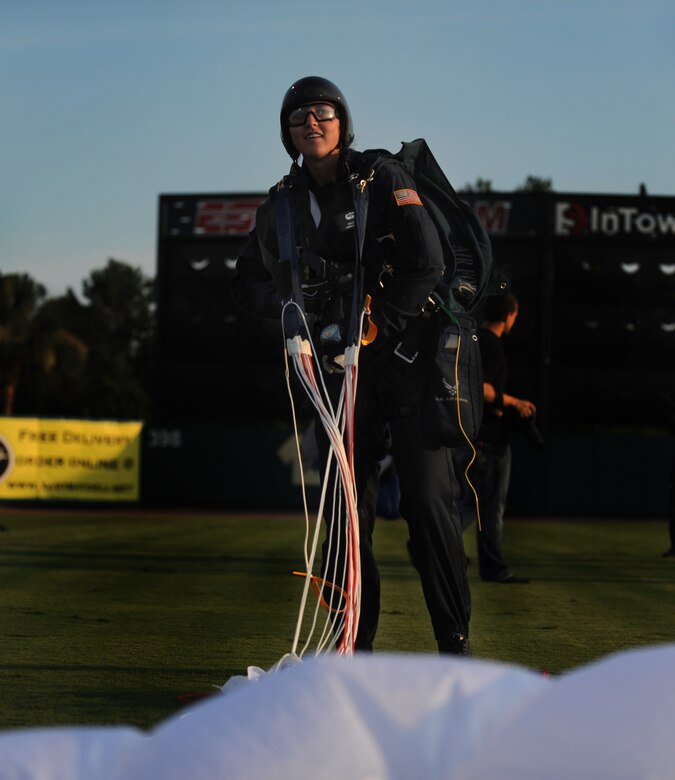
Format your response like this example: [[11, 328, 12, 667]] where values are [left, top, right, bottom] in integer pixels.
[[473, 201, 512, 234]]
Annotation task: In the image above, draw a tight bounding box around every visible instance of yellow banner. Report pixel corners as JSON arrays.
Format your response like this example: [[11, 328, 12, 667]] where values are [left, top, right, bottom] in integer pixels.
[[0, 418, 142, 502]]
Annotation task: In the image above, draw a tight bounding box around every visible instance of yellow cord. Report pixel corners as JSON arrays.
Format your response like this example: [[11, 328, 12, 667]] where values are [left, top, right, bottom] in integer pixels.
[[452, 332, 482, 532]]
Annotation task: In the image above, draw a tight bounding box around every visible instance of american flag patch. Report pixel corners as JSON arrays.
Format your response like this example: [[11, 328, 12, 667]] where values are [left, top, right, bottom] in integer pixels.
[[393, 188, 423, 207]]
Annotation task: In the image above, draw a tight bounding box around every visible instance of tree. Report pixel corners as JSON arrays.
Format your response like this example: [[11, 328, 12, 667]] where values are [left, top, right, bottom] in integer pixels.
[[21, 291, 89, 416], [516, 175, 554, 192], [0, 261, 155, 419], [77, 258, 155, 419], [461, 177, 494, 193], [0, 273, 87, 415], [0, 273, 45, 414]]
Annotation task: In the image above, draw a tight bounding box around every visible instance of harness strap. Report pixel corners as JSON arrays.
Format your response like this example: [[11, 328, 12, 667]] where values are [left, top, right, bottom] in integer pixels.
[[272, 177, 306, 337], [345, 169, 374, 347], [273, 165, 376, 346]]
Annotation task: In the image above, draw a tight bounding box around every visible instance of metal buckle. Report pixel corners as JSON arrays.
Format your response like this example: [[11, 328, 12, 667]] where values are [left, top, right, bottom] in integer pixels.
[[394, 342, 418, 364]]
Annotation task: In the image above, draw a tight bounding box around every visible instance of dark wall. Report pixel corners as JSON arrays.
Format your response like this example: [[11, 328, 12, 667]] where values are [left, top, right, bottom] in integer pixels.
[[154, 195, 288, 422], [464, 193, 675, 432], [150, 190, 675, 515], [139, 422, 672, 518]]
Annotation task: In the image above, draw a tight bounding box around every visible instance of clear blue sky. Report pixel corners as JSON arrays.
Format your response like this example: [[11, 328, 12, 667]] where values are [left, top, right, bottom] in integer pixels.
[[2, 0, 674, 297]]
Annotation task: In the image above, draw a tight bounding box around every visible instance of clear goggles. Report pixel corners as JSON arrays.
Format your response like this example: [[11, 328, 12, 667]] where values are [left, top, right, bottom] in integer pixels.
[[288, 103, 338, 127]]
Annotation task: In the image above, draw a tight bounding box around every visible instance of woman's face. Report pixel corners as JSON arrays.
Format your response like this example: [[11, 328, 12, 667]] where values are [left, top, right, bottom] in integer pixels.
[[288, 103, 341, 162]]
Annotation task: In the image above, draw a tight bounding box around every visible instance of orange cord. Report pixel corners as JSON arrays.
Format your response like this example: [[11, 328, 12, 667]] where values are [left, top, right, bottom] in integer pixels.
[[292, 571, 349, 614], [361, 294, 378, 345]]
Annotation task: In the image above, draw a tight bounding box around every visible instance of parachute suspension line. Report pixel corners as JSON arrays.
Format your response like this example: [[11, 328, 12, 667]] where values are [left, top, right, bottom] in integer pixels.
[[313, 476, 348, 655], [337, 308, 368, 653], [282, 334, 314, 564], [281, 301, 328, 655], [282, 300, 362, 657], [283, 307, 341, 656]]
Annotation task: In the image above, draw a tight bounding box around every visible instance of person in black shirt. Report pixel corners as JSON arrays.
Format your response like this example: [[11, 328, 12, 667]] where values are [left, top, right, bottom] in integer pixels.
[[456, 293, 535, 583]]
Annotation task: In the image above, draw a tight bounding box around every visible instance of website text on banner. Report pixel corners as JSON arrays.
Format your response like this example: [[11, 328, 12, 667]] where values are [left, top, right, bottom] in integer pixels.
[[0, 418, 142, 502]]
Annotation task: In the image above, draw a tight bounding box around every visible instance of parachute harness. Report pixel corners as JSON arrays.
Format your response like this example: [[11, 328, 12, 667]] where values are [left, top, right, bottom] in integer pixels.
[[273, 169, 373, 657]]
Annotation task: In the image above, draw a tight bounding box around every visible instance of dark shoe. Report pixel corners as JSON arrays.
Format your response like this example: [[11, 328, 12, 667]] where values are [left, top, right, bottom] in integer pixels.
[[498, 574, 530, 584], [438, 633, 472, 656], [662, 548, 675, 558]]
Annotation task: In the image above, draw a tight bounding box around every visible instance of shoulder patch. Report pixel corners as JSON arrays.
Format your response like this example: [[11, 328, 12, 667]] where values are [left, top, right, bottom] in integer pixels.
[[393, 188, 423, 207]]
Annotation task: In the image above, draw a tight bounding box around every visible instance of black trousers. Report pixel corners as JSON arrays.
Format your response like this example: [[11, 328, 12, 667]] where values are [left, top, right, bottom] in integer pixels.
[[316, 354, 471, 651]]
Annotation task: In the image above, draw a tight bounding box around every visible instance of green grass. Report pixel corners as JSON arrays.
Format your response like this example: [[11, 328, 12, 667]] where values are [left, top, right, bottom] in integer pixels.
[[0, 508, 674, 731]]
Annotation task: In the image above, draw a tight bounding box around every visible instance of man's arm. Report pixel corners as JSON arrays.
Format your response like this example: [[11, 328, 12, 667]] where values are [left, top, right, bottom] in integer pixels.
[[484, 382, 536, 418]]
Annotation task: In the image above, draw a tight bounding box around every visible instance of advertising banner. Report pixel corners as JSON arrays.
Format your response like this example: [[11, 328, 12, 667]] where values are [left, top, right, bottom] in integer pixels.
[[0, 418, 142, 502], [553, 195, 675, 239]]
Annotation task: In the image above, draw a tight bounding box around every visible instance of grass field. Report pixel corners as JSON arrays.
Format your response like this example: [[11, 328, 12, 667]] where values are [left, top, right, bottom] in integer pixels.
[[0, 507, 674, 732]]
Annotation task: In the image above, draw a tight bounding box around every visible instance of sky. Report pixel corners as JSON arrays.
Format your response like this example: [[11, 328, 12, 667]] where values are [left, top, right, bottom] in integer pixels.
[[2, 0, 674, 298]]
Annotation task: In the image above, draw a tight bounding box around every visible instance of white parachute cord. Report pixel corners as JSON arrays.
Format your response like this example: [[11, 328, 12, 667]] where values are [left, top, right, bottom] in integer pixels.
[[280, 299, 364, 657], [293, 357, 351, 658], [307, 374, 358, 655], [281, 303, 322, 564], [313, 336, 364, 654], [314, 471, 347, 655], [301, 364, 359, 655], [344, 362, 361, 649], [282, 340, 312, 557], [321, 312, 367, 654], [281, 337, 322, 657], [296, 361, 355, 654], [302, 386, 349, 657], [281, 310, 352, 654], [281, 303, 331, 656], [282, 301, 340, 421], [340, 317, 366, 652]]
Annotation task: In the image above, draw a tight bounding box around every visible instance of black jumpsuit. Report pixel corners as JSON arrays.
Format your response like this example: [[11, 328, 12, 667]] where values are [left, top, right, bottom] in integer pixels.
[[232, 149, 471, 651]]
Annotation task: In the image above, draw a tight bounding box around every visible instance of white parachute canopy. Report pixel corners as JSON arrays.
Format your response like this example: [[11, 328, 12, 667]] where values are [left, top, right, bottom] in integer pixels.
[[1, 646, 675, 780]]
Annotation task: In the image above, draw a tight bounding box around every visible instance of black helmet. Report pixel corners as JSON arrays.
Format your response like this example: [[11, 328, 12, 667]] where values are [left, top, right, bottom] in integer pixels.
[[280, 76, 354, 160]]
